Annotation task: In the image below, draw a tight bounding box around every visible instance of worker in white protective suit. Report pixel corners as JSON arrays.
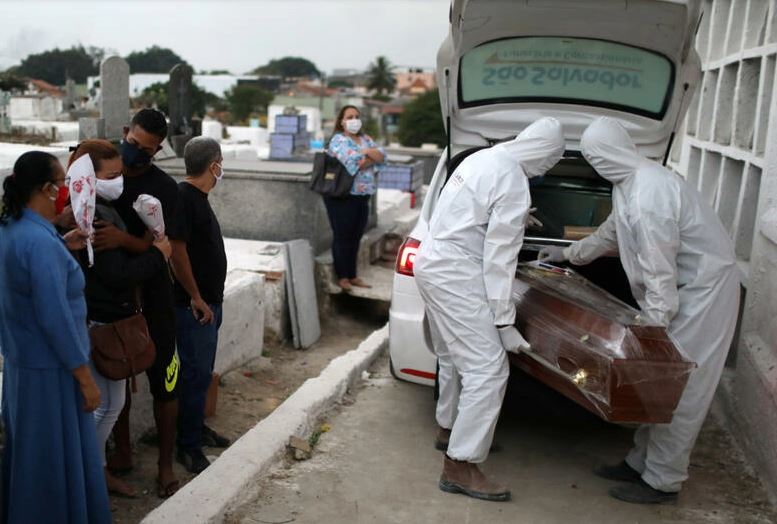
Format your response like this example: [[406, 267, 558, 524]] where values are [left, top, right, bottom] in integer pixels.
[[414, 117, 565, 502], [539, 117, 740, 505]]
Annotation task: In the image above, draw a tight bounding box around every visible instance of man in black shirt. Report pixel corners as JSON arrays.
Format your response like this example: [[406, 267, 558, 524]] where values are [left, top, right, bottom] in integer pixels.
[[92, 108, 182, 497], [169, 137, 228, 473]]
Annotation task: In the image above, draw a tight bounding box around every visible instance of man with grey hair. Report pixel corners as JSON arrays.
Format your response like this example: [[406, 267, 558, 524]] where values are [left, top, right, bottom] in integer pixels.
[[170, 136, 229, 473]]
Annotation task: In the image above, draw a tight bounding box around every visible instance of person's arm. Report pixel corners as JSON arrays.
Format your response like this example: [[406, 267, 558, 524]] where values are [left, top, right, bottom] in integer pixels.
[[328, 134, 362, 176], [93, 220, 154, 254], [71, 364, 100, 412], [632, 212, 681, 327], [483, 176, 530, 327], [362, 137, 386, 163], [565, 212, 619, 265], [170, 239, 213, 323], [28, 238, 90, 369], [92, 242, 168, 288]]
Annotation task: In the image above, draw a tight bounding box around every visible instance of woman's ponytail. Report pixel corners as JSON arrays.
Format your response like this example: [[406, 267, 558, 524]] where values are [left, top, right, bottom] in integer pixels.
[[0, 151, 59, 225]]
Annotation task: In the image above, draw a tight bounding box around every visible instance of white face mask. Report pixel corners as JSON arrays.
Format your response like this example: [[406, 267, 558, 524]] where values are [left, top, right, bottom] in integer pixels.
[[96, 176, 124, 202], [345, 118, 362, 134], [213, 163, 224, 185]]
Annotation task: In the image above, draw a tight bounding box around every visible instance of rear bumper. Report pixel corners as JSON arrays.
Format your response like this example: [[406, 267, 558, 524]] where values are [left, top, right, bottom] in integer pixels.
[[389, 274, 437, 387]]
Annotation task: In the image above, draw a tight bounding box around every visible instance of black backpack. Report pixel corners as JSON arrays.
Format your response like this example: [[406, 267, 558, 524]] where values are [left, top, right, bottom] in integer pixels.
[[309, 152, 353, 198]]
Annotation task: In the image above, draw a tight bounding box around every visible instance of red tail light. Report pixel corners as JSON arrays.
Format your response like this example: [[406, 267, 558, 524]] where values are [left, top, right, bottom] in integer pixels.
[[395, 237, 421, 277]]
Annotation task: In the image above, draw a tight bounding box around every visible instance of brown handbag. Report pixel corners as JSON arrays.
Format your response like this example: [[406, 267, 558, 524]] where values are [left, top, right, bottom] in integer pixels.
[[90, 298, 156, 392]]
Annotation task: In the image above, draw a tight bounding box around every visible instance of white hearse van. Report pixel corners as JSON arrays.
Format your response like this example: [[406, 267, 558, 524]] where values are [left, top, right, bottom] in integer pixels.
[[389, 0, 702, 386]]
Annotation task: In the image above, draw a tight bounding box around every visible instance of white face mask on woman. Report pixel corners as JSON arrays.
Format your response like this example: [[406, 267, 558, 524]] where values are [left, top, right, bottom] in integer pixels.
[[95, 175, 124, 202], [345, 118, 362, 134]]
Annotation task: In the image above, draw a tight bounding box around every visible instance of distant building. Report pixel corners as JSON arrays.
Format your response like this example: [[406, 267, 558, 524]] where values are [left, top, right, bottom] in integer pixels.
[[26, 79, 64, 98], [394, 67, 436, 96], [8, 79, 65, 121]]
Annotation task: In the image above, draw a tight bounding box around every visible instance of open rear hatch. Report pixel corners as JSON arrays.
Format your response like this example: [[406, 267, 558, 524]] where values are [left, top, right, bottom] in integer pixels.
[[438, 0, 702, 159]]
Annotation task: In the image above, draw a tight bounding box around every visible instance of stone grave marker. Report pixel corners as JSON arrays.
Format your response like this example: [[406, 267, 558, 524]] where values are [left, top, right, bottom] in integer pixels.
[[64, 79, 77, 110], [100, 56, 130, 140], [0, 91, 10, 134], [169, 63, 194, 156]]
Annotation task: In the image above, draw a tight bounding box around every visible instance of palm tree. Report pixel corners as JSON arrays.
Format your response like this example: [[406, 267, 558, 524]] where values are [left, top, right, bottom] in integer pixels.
[[367, 56, 397, 97]]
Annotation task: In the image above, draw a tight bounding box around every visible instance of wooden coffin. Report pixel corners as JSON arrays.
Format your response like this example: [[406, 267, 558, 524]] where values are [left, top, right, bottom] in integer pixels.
[[509, 264, 694, 424]]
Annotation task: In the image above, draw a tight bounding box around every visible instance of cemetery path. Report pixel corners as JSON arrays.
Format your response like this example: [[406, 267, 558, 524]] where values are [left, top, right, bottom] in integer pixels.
[[110, 296, 388, 524], [224, 359, 777, 524]]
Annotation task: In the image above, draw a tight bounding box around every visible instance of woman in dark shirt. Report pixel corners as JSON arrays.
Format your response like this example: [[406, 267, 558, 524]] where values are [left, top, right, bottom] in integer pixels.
[[68, 140, 172, 497]]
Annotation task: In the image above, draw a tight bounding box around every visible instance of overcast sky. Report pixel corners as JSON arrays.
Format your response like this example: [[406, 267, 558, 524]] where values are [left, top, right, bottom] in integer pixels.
[[1, 0, 451, 74]]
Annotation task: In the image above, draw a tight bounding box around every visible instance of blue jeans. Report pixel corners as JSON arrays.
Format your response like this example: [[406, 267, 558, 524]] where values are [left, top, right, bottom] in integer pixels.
[[175, 303, 223, 452], [324, 195, 370, 279]]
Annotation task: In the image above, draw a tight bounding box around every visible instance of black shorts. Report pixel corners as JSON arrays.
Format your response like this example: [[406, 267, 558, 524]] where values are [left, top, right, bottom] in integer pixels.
[[142, 275, 179, 401]]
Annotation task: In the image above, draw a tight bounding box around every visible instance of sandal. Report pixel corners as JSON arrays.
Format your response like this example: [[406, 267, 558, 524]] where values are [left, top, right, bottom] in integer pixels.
[[156, 477, 180, 499]]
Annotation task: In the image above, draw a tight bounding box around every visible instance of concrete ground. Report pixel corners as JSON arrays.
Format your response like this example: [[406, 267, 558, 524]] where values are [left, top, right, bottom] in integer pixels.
[[227, 357, 776, 524], [108, 295, 388, 523]]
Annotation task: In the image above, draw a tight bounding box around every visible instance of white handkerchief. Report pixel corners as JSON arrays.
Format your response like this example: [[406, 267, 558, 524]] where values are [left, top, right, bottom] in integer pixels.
[[67, 154, 96, 266]]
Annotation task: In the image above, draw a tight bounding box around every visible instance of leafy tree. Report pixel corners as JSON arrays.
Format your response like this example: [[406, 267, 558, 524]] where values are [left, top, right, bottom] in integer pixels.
[[363, 117, 380, 140], [327, 79, 353, 89], [16, 46, 98, 84], [225, 85, 273, 122], [397, 89, 446, 148], [126, 46, 187, 73], [0, 71, 26, 92], [135, 81, 222, 116], [366, 56, 396, 96], [251, 57, 319, 79]]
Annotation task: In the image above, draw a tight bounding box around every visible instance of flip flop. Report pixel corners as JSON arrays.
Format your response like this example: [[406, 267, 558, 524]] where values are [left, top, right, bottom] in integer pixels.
[[156, 477, 180, 499]]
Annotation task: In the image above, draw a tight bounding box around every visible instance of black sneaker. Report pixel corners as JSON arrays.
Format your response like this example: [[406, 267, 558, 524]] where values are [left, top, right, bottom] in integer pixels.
[[593, 460, 642, 483], [176, 448, 210, 474], [609, 480, 679, 505], [201, 425, 231, 448]]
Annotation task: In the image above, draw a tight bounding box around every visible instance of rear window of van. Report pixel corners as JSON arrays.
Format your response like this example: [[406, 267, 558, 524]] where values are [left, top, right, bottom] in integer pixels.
[[459, 37, 674, 119]]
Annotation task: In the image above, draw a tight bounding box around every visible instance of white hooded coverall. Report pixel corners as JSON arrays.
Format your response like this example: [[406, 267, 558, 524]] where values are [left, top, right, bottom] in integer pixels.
[[414, 118, 565, 463], [567, 117, 740, 492]]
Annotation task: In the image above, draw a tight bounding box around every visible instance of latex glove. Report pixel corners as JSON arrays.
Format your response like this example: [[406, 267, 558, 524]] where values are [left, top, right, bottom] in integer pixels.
[[527, 208, 543, 229], [498, 326, 531, 354], [538, 245, 568, 263]]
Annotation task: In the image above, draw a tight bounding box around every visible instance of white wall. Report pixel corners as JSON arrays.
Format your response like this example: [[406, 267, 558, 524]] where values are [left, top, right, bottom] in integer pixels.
[[671, 0, 777, 500], [9, 96, 62, 121]]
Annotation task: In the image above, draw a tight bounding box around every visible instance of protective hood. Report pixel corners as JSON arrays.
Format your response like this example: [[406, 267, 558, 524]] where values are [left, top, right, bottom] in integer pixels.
[[581, 117, 643, 185], [493, 117, 565, 179]]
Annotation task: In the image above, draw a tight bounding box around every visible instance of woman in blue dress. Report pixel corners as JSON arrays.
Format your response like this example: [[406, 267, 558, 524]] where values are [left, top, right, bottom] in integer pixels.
[[0, 151, 111, 523], [326, 105, 386, 291]]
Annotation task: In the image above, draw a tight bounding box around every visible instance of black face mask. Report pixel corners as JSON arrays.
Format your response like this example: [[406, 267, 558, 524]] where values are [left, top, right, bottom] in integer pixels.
[[121, 140, 152, 168]]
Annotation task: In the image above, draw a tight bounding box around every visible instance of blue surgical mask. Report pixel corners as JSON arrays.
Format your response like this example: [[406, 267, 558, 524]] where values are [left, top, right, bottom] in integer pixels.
[[121, 140, 152, 168]]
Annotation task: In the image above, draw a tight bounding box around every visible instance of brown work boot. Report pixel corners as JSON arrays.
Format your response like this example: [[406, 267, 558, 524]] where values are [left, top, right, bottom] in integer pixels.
[[434, 427, 451, 451], [439, 455, 511, 502]]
